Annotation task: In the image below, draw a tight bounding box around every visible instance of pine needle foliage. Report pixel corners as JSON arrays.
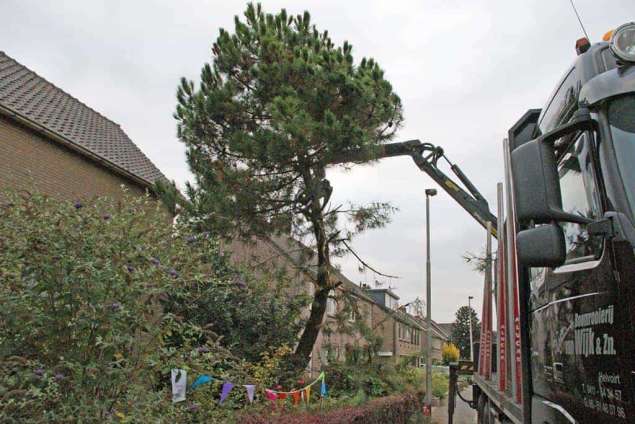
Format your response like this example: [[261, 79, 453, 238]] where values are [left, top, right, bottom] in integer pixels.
[[174, 3, 404, 366]]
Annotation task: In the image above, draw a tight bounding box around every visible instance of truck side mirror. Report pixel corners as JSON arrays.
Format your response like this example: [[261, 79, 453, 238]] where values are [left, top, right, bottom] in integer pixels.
[[517, 224, 566, 267], [511, 109, 595, 225]]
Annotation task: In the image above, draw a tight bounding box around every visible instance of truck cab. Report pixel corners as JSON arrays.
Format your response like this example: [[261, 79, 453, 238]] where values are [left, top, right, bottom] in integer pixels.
[[510, 23, 635, 423]]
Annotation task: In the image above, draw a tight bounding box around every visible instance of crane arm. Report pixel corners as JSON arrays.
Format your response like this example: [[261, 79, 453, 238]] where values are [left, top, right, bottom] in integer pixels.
[[329, 140, 498, 237]]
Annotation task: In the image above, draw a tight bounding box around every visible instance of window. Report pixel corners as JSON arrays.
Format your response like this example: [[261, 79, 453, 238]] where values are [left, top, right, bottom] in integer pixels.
[[609, 95, 635, 222], [539, 67, 579, 134], [557, 134, 602, 263], [385, 294, 398, 310]]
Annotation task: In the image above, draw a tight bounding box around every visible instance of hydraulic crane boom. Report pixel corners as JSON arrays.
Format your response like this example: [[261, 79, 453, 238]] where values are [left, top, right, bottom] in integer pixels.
[[330, 140, 498, 237]]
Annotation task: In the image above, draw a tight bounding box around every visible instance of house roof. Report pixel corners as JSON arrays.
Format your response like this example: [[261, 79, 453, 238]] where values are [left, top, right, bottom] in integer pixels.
[[364, 288, 400, 301], [436, 323, 455, 339], [0, 51, 166, 187]]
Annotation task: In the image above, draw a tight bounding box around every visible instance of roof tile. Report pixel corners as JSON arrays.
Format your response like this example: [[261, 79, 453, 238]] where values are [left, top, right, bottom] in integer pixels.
[[0, 51, 165, 185]]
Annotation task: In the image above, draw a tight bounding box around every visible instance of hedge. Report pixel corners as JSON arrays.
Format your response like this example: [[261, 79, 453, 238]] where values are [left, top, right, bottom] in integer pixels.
[[242, 392, 424, 424]]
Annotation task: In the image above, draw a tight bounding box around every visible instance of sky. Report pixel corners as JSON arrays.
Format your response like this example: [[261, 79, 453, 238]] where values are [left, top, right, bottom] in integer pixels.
[[2, 0, 632, 322]]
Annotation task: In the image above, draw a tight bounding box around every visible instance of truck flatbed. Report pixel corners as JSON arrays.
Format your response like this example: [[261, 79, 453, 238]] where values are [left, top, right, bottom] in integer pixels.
[[473, 374, 523, 424]]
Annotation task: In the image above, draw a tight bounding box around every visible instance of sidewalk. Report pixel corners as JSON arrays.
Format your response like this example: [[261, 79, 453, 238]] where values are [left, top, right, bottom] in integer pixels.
[[431, 387, 476, 424]]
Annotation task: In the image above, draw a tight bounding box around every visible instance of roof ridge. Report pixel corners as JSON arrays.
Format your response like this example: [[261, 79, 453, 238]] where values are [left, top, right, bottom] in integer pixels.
[[0, 51, 122, 128], [0, 51, 166, 185]]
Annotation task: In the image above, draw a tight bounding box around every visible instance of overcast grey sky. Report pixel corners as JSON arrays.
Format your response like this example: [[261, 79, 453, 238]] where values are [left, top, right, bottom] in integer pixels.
[[2, 0, 632, 322]]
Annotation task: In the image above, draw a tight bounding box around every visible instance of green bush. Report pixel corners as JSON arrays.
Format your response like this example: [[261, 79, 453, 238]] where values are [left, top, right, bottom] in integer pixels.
[[0, 191, 305, 422]]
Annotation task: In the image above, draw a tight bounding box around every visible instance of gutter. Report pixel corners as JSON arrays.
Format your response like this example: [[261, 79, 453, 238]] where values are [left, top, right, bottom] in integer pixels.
[[0, 104, 155, 191]]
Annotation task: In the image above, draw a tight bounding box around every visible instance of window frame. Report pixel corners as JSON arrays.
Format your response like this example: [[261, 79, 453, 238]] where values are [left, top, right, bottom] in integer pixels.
[[554, 131, 604, 267]]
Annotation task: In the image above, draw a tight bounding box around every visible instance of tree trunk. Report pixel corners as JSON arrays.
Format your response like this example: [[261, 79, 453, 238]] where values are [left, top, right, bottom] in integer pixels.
[[293, 285, 329, 366], [293, 168, 332, 368]]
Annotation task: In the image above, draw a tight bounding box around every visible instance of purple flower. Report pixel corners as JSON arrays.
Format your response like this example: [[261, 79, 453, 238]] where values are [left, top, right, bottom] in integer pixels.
[[74, 201, 83, 210], [168, 268, 179, 278], [34, 367, 45, 377], [54, 373, 65, 381], [109, 302, 122, 312], [125, 264, 135, 273], [186, 235, 197, 243], [187, 403, 199, 413], [197, 346, 210, 353], [149, 257, 161, 266]]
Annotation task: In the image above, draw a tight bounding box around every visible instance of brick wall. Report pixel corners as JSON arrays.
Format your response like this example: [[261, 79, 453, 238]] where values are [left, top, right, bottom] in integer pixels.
[[0, 115, 147, 201]]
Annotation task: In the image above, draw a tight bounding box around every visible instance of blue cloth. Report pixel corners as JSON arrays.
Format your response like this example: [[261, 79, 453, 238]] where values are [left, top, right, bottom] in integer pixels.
[[191, 375, 213, 390]]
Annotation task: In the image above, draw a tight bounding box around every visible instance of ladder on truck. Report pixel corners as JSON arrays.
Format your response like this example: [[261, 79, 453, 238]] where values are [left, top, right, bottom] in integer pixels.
[[449, 138, 525, 424]]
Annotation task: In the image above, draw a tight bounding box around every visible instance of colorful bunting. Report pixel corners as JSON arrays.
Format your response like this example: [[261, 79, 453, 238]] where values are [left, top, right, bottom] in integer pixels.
[[265, 389, 277, 402], [291, 391, 301, 405], [219, 382, 234, 404], [191, 375, 213, 390], [244, 385, 256, 403], [171, 369, 187, 403], [174, 371, 327, 406], [320, 380, 328, 397]]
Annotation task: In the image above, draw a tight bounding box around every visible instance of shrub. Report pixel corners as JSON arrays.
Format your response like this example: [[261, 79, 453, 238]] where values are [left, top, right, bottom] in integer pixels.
[[0, 191, 305, 422], [441, 342, 460, 365], [242, 391, 424, 424], [432, 372, 449, 400]]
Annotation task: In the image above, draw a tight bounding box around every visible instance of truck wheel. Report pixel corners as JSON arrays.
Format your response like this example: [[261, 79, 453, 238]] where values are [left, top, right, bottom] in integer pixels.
[[483, 399, 494, 424], [477, 394, 486, 424]]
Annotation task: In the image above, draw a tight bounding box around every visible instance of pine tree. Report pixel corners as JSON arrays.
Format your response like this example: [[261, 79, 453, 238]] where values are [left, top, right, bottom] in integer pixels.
[[173, 3, 403, 368], [451, 305, 480, 359]]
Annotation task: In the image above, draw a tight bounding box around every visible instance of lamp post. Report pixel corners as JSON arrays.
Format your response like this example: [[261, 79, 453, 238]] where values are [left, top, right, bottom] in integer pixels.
[[424, 188, 436, 418], [468, 295, 474, 362]]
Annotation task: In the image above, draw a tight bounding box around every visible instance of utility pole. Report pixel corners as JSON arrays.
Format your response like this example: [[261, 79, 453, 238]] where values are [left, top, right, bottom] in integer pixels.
[[468, 295, 474, 362], [424, 188, 437, 420]]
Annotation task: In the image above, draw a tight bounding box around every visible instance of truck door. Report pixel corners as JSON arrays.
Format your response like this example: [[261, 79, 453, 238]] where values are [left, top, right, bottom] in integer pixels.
[[530, 130, 628, 423]]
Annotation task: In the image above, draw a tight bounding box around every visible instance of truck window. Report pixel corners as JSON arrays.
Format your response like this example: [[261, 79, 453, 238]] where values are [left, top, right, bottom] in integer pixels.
[[609, 95, 635, 222], [539, 67, 579, 134], [557, 133, 602, 264]]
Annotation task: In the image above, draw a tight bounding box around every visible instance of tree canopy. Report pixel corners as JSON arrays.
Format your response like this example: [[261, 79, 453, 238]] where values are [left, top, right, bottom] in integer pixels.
[[174, 3, 404, 365], [451, 305, 480, 359]]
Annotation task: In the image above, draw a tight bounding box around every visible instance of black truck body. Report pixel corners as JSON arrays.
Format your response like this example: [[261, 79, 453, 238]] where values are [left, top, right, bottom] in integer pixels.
[[473, 29, 635, 424]]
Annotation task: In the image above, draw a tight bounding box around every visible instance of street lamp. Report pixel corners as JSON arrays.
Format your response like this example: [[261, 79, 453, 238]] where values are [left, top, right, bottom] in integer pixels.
[[468, 296, 474, 362], [424, 188, 436, 418]]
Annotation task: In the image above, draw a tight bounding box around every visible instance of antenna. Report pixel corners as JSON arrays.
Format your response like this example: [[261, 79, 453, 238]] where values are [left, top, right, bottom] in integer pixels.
[[568, 0, 590, 40]]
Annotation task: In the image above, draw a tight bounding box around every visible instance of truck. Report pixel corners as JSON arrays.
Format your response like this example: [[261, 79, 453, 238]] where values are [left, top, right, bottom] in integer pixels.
[[334, 21, 635, 423]]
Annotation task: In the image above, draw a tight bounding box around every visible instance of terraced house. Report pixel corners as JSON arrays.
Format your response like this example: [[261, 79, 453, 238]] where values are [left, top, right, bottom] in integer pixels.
[[0, 51, 165, 201]]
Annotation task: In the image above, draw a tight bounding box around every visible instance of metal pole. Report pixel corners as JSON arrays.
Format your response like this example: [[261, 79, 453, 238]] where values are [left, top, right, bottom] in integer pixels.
[[468, 296, 474, 362], [424, 188, 436, 418]]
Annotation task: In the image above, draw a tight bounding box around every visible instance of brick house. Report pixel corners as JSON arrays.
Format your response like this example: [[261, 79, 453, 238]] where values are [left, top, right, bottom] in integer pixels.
[[413, 316, 451, 363], [0, 51, 165, 201], [363, 288, 425, 365], [224, 235, 376, 375]]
